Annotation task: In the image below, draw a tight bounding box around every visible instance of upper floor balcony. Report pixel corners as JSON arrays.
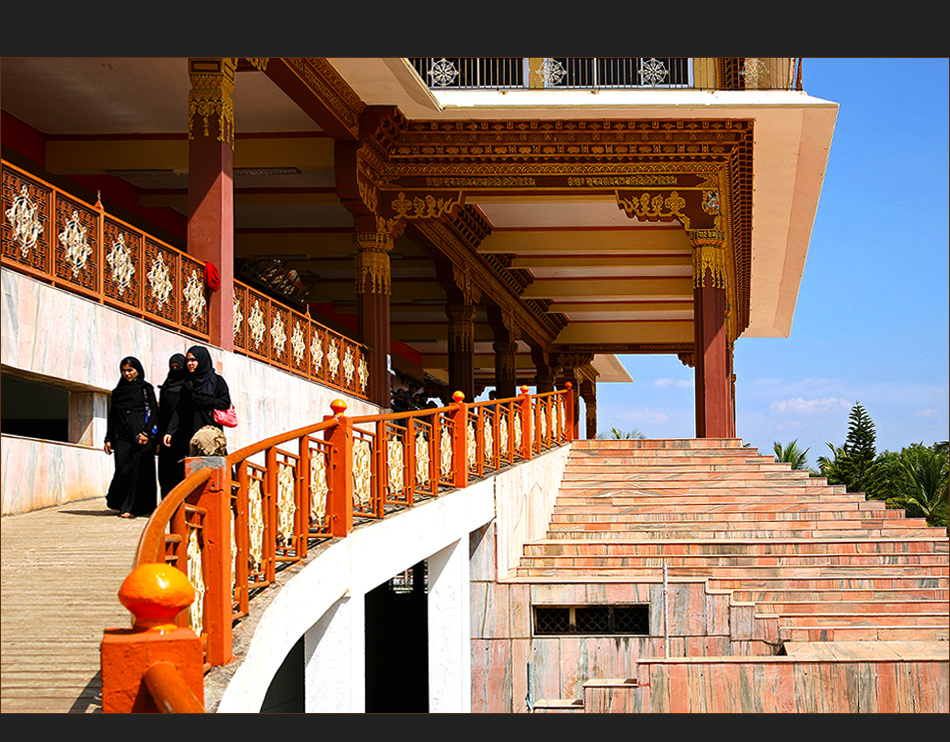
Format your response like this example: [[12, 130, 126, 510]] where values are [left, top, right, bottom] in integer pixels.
[[407, 58, 801, 92]]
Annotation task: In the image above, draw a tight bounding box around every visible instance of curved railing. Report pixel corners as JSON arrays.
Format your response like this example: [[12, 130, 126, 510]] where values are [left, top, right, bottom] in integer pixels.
[[131, 385, 576, 668]]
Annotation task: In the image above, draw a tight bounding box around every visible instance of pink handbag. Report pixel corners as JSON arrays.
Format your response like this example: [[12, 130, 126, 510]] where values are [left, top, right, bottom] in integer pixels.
[[213, 404, 238, 428]]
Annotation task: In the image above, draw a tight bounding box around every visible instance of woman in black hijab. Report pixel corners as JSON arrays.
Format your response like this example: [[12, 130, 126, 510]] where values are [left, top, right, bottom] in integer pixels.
[[164, 345, 232, 456], [156, 353, 187, 497], [104, 356, 159, 518]]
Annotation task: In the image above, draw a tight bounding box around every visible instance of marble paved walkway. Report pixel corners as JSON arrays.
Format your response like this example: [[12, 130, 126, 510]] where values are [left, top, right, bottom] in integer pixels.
[[1, 498, 146, 713]]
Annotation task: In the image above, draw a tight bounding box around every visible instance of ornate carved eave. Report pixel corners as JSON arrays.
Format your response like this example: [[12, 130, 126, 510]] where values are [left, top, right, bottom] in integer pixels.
[[351, 116, 753, 338], [262, 58, 365, 141]]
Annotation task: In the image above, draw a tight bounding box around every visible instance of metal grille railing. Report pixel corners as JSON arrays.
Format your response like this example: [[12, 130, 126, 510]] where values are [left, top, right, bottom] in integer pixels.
[[408, 58, 802, 91]]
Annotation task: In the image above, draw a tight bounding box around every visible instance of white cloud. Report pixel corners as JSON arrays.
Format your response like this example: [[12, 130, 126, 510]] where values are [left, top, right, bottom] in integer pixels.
[[913, 408, 937, 418], [653, 378, 692, 388], [769, 397, 852, 415]]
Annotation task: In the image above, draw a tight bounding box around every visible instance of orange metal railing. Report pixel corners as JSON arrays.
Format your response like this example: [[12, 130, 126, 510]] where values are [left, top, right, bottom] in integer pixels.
[[130, 385, 575, 670], [2, 159, 370, 400]]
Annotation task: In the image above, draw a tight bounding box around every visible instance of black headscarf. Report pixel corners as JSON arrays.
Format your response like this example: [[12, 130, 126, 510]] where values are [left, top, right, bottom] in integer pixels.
[[185, 345, 218, 396], [112, 356, 149, 410], [159, 353, 187, 394]]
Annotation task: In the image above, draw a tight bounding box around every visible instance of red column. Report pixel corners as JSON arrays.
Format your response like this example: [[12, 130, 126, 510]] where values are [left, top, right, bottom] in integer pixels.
[[187, 58, 236, 351], [354, 231, 393, 408], [690, 230, 731, 438]]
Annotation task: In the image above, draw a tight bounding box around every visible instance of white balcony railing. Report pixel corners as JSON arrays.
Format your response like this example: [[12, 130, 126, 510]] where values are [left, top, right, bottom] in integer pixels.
[[408, 57, 801, 92]]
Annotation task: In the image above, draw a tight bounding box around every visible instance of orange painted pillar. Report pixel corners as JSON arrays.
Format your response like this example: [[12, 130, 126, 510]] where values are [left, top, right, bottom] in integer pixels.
[[101, 564, 204, 713], [519, 386, 533, 460], [449, 391, 469, 489], [324, 399, 354, 537], [690, 229, 732, 438], [563, 382, 576, 442], [187, 58, 236, 351]]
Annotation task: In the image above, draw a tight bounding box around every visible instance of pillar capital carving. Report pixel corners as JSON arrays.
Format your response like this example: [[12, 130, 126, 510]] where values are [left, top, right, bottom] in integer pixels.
[[446, 303, 477, 353], [188, 58, 238, 148], [687, 228, 727, 290], [353, 232, 393, 295]]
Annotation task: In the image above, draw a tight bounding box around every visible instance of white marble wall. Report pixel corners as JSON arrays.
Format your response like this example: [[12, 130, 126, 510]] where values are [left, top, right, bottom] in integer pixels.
[[1, 269, 379, 515]]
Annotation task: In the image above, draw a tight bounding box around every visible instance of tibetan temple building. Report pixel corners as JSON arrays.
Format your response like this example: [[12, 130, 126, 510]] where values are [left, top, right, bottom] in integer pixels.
[[4, 58, 945, 714]]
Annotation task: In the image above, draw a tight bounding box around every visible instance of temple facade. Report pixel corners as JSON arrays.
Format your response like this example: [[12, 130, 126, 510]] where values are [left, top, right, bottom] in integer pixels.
[[2, 59, 864, 713]]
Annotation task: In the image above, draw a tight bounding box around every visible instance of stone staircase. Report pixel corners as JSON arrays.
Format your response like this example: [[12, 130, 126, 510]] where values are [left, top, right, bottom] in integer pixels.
[[519, 439, 949, 713]]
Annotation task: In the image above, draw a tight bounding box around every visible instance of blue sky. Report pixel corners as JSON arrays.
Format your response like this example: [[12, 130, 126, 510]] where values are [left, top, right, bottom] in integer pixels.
[[595, 58, 949, 465]]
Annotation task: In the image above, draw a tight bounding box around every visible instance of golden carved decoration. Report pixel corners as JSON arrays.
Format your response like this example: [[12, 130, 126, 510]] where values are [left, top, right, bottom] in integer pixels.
[[233, 295, 243, 339], [387, 435, 404, 496], [187, 527, 205, 636], [499, 412, 509, 456], [188, 58, 237, 147], [245, 58, 268, 72], [310, 450, 328, 525], [467, 421, 477, 470], [146, 252, 173, 310], [377, 191, 462, 235], [184, 269, 207, 325], [415, 431, 430, 487], [354, 232, 393, 295], [106, 233, 135, 296], [440, 421, 453, 478], [291, 321, 306, 366], [343, 346, 356, 386], [270, 312, 287, 357], [248, 477, 264, 572], [277, 462, 295, 546], [358, 356, 369, 393], [310, 333, 324, 371], [248, 300, 266, 350], [689, 229, 727, 289], [59, 210, 91, 277], [5, 185, 43, 257], [353, 439, 372, 507], [616, 190, 689, 227], [484, 417, 494, 463]]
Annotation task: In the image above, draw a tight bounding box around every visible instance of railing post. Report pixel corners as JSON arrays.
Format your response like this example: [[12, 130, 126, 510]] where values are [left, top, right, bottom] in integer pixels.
[[188, 456, 233, 666], [101, 564, 204, 713], [519, 385, 533, 461], [297, 434, 311, 558], [450, 390, 469, 489], [564, 382, 576, 442], [324, 399, 354, 537]]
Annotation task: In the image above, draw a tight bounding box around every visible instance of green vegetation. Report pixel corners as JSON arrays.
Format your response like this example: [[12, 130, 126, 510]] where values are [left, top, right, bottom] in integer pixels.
[[597, 427, 646, 440], [800, 402, 949, 532], [772, 439, 811, 471]]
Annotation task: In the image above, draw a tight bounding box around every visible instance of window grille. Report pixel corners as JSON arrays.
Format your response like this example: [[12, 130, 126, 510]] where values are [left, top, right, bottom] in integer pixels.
[[533, 605, 650, 636]]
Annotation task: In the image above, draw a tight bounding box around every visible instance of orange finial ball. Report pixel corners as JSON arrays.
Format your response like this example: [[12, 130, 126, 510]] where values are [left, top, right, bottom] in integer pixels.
[[520, 385, 530, 395], [118, 563, 195, 633], [330, 399, 348, 416], [564, 382, 572, 390], [452, 390, 465, 403]]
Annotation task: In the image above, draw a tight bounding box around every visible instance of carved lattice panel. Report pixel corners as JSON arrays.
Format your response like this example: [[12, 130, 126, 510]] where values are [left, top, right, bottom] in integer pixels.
[[3, 167, 52, 275], [179, 255, 209, 338], [143, 238, 179, 325], [102, 218, 142, 309], [289, 316, 310, 375], [232, 283, 248, 350], [269, 304, 292, 368], [53, 195, 99, 295]]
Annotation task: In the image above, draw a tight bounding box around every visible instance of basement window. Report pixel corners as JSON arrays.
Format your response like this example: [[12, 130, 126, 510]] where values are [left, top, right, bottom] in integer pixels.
[[533, 605, 650, 636]]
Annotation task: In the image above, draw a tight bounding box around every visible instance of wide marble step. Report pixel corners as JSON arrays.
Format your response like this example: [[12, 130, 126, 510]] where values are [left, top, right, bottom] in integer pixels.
[[778, 625, 950, 642], [517, 553, 949, 569], [730, 587, 950, 602], [753, 600, 950, 615], [524, 538, 948, 557]]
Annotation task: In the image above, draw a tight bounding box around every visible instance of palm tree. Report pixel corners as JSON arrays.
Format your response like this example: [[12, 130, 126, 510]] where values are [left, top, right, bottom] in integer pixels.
[[598, 427, 646, 440], [887, 444, 949, 529], [773, 440, 810, 471]]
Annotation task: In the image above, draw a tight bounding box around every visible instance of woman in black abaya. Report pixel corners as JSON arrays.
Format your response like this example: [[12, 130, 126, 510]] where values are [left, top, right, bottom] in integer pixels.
[[104, 356, 159, 518], [156, 353, 187, 497], [164, 345, 232, 457]]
